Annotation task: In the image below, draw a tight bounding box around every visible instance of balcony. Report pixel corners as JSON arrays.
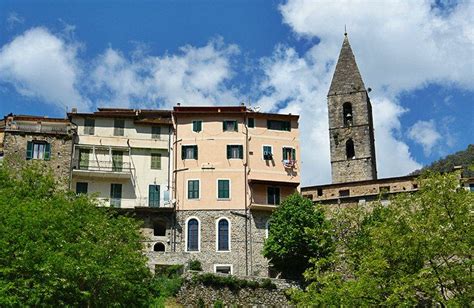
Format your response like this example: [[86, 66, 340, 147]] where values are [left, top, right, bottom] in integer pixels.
[[249, 203, 278, 211], [72, 159, 133, 178], [96, 197, 174, 210]]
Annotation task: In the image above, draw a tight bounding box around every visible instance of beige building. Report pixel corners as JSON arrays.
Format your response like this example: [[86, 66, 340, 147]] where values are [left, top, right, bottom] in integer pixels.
[[164, 105, 300, 276]]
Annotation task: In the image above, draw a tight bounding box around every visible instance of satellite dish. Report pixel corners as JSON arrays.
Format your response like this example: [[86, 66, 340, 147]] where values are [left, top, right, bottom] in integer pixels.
[[253, 106, 261, 112]]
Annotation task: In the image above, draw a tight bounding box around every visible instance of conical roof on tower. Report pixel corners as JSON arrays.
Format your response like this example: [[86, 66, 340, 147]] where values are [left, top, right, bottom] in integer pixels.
[[328, 34, 366, 96]]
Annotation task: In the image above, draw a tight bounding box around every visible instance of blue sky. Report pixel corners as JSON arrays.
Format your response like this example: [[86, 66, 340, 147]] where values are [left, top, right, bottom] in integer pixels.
[[0, 0, 473, 185]]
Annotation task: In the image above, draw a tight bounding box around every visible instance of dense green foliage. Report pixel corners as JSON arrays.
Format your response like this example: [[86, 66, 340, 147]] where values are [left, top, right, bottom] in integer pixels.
[[0, 163, 154, 306], [149, 265, 184, 307], [192, 273, 276, 290], [412, 144, 474, 177], [291, 172, 474, 306], [263, 193, 333, 279], [188, 259, 203, 271]]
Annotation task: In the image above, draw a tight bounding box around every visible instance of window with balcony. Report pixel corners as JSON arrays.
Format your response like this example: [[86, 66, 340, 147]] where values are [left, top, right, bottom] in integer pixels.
[[188, 180, 200, 199], [216, 218, 230, 251], [151, 153, 161, 169], [76, 182, 88, 194], [84, 118, 95, 135], [112, 151, 123, 172], [267, 120, 290, 131], [182, 145, 198, 160], [186, 218, 199, 252], [267, 187, 280, 205], [223, 120, 238, 132], [226, 145, 243, 159], [263, 146, 273, 160], [149, 184, 160, 207], [114, 119, 125, 136], [110, 183, 122, 207], [192, 120, 202, 132], [282, 147, 296, 160], [78, 149, 90, 169], [26, 141, 51, 160], [217, 179, 230, 199]]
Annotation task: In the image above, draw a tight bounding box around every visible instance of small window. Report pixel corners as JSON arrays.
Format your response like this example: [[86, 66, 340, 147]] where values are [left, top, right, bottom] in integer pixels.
[[26, 141, 51, 161], [267, 187, 280, 205], [151, 153, 161, 169], [227, 145, 243, 159], [188, 180, 200, 199], [192, 120, 202, 132], [114, 119, 125, 136], [217, 180, 230, 199], [152, 126, 161, 139], [187, 218, 199, 251], [153, 221, 166, 236], [346, 139, 355, 159], [153, 242, 165, 252], [214, 265, 232, 274], [223, 120, 238, 132], [263, 146, 273, 160], [413, 183, 418, 189], [339, 189, 350, 197], [282, 147, 296, 161], [110, 183, 122, 207], [84, 118, 95, 135], [76, 182, 88, 194], [217, 218, 230, 251], [149, 184, 160, 207], [317, 188, 323, 197], [182, 145, 198, 160], [267, 120, 290, 131], [343, 102, 353, 126], [247, 118, 255, 128]]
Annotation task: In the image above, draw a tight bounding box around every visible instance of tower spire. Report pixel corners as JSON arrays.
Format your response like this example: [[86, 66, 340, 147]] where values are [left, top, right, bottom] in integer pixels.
[[328, 34, 366, 96]]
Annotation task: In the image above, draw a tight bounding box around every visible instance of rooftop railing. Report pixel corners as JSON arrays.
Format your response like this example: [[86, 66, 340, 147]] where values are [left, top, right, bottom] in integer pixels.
[[6, 123, 72, 135]]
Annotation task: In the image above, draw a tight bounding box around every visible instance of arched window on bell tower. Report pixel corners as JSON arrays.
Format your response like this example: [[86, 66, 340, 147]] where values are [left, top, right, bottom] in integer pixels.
[[346, 139, 355, 159], [343, 102, 353, 126]]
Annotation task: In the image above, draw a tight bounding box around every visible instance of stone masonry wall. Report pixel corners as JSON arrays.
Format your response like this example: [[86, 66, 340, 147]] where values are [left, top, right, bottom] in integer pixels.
[[176, 272, 298, 307], [3, 133, 73, 189]]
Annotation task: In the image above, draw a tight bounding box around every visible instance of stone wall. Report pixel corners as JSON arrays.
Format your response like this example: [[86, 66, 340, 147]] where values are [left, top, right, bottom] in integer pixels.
[[147, 209, 273, 277], [176, 272, 298, 307], [3, 132, 73, 189]]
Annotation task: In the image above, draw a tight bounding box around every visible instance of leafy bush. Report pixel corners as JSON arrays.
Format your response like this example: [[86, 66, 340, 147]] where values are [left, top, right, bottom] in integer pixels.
[[189, 259, 203, 271], [213, 299, 224, 308], [0, 163, 153, 306]]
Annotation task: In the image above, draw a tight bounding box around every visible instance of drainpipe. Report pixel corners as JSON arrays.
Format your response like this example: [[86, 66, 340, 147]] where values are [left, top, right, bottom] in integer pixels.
[[244, 112, 249, 276], [172, 112, 178, 253]]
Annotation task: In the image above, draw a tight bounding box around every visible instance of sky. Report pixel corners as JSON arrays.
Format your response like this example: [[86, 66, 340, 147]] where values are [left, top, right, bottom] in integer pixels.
[[0, 0, 473, 185]]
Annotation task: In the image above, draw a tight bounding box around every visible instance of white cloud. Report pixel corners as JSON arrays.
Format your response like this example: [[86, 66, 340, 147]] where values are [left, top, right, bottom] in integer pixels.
[[90, 38, 241, 108], [0, 27, 88, 111], [263, 0, 474, 184], [408, 120, 442, 156]]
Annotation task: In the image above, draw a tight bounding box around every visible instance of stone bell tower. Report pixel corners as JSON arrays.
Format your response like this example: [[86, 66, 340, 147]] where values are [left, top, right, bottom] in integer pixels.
[[327, 34, 377, 183]]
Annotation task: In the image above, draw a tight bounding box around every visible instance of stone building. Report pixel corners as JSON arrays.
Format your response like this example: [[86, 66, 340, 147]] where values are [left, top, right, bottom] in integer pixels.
[[68, 108, 175, 257], [302, 34, 418, 205], [1, 114, 75, 188], [158, 106, 300, 277]]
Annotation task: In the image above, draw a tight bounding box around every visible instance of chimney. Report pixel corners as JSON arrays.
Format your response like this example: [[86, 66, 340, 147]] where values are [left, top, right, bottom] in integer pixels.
[[71, 107, 78, 113]]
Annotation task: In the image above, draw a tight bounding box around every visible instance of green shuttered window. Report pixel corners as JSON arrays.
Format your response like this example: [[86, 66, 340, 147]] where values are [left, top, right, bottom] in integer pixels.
[[188, 180, 199, 199], [151, 153, 161, 169], [26, 141, 51, 160], [218, 180, 230, 199], [192, 120, 202, 132], [149, 185, 160, 207]]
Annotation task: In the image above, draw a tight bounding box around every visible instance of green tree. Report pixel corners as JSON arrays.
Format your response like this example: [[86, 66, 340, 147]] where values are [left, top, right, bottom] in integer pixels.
[[293, 172, 474, 306], [263, 193, 333, 279], [0, 163, 153, 306]]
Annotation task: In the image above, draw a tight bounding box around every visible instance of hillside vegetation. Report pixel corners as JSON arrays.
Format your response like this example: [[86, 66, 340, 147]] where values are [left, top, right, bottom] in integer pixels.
[[411, 144, 474, 177]]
